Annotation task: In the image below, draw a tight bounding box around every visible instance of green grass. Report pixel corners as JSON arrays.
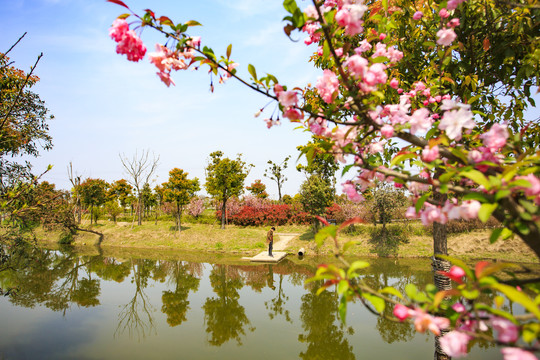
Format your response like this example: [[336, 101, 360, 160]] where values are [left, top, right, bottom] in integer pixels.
[[32, 218, 539, 263]]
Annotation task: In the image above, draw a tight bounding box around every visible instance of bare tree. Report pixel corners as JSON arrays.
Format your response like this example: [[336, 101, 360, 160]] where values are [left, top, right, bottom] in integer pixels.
[[264, 156, 290, 202], [67, 162, 82, 224], [119, 150, 159, 226]]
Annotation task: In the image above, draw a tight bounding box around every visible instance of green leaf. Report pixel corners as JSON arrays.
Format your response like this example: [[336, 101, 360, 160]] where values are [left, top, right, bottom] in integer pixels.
[[474, 304, 516, 323], [185, 20, 202, 27], [342, 240, 357, 254], [489, 228, 503, 244], [461, 170, 492, 190], [462, 289, 480, 300], [363, 293, 385, 313], [337, 279, 349, 295], [314, 225, 337, 247], [380, 286, 403, 299], [283, 0, 299, 14], [415, 193, 430, 213], [479, 203, 498, 223], [491, 283, 540, 320], [226, 44, 232, 59], [405, 284, 418, 300], [247, 64, 257, 81], [347, 260, 370, 277], [463, 192, 489, 203], [390, 153, 417, 167], [494, 190, 511, 201], [339, 295, 348, 323]]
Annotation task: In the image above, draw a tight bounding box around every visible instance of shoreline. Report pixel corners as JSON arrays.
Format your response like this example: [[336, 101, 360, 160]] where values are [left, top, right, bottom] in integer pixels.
[[32, 220, 539, 264]]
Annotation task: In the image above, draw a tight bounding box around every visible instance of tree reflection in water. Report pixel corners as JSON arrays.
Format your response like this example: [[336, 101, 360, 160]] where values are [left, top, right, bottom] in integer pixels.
[[203, 264, 254, 346], [264, 265, 292, 323], [160, 261, 201, 327], [115, 259, 157, 341], [299, 280, 356, 360], [1, 245, 101, 314]]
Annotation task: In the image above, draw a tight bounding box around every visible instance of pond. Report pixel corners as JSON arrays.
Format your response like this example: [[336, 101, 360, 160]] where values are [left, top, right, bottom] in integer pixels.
[[0, 245, 509, 359]]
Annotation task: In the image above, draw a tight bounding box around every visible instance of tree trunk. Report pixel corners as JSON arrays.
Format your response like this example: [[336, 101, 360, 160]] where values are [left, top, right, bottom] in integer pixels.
[[176, 202, 181, 234], [432, 188, 451, 360], [137, 197, 142, 226], [221, 199, 226, 229], [90, 204, 94, 225]]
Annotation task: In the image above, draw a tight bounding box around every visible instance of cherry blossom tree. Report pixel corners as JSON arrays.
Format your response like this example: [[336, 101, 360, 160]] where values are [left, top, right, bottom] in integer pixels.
[[106, 0, 540, 357]]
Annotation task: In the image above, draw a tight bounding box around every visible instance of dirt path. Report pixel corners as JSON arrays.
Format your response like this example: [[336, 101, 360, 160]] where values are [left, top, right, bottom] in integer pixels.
[[273, 233, 301, 251]]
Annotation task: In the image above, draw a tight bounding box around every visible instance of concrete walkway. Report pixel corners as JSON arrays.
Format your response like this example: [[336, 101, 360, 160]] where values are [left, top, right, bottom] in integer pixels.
[[246, 233, 301, 263]]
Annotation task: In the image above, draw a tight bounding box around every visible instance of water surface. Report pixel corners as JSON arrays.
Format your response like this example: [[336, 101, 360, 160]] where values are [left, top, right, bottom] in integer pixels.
[[0, 246, 504, 359]]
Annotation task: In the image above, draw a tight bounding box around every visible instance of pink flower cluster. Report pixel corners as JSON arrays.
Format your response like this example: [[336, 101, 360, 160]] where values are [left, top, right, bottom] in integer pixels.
[[516, 174, 540, 205], [406, 199, 481, 226], [316, 70, 340, 103], [439, 99, 475, 141], [335, 1, 368, 36], [109, 18, 147, 62], [275, 84, 303, 121], [148, 44, 188, 87], [439, 315, 536, 359], [393, 304, 450, 336], [480, 123, 509, 151]]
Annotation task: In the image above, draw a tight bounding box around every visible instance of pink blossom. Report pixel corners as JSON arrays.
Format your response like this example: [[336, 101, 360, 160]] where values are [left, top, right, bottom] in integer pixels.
[[386, 46, 403, 62], [355, 40, 372, 53], [421, 204, 446, 225], [410, 309, 450, 335], [274, 84, 284, 95], [316, 69, 340, 103], [364, 63, 387, 86], [436, 28, 457, 46], [283, 107, 302, 121], [409, 108, 432, 134], [304, 5, 318, 19], [369, 140, 386, 154], [342, 182, 364, 202], [459, 200, 481, 220], [278, 90, 298, 108], [413, 11, 423, 20], [440, 331, 471, 358], [439, 106, 475, 140], [439, 8, 450, 18], [445, 266, 466, 283], [393, 304, 410, 321], [109, 18, 129, 42], [188, 36, 201, 47], [405, 206, 418, 219], [343, 4, 367, 35], [380, 124, 394, 138], [447, 18, 460, 27], [422, 145, 439, 162], [447, 0, 459, 10], [452, 303, 466, 313], [335, 9, 351, 26], [110, 19, 146, 62], [345, 55, 368, 79], [480, 123, 508, 150], [517, 174, 540, 198], [491, 317, 519, 343], [157, 71, 175, 87], [501, 348, 538, 360], [390, 78, 399, 89]]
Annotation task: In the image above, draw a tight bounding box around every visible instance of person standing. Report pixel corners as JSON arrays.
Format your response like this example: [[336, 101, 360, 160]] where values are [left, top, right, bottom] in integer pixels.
[[267, 226, 275, 257]]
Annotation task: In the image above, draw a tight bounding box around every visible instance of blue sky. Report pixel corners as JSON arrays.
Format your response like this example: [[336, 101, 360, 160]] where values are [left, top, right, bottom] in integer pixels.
[[1, 0, 322, 199]]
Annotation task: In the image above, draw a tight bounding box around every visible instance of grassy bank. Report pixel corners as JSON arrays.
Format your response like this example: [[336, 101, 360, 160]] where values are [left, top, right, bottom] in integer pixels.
[[33, 219, 538, 264]]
